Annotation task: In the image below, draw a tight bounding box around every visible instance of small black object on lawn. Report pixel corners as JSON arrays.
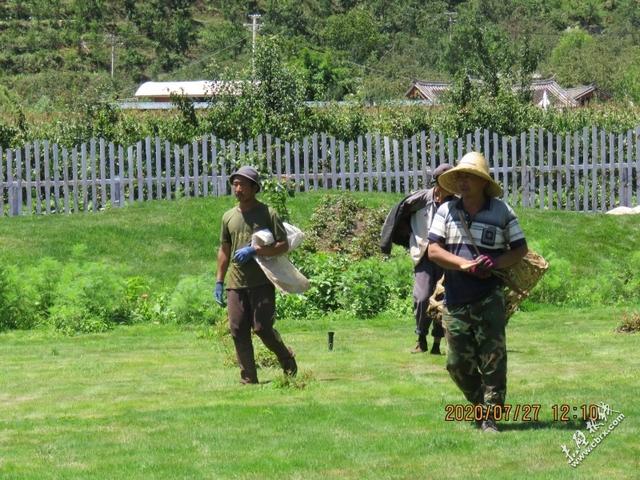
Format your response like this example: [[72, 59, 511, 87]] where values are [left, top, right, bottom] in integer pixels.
[[328, 331, 335, 351]]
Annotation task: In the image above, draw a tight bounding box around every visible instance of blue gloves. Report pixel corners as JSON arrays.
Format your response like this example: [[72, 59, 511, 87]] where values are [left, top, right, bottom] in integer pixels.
[[233, 245, 257, 264], [214, 281, 225, 306]]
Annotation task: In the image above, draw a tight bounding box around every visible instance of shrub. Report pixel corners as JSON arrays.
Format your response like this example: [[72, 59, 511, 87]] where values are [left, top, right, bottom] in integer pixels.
[[297, 252, 349, 313], [27, 257, 63, 316], [0, 266, 42, 330], [44, 261, 130, 334], [304, 195, 386, 258], [48, 303, 112, 335], [339, 259, 390, 318], [168, 274, 226, 325], [123, 276, 171, 324], [275, 291, 317, 321]]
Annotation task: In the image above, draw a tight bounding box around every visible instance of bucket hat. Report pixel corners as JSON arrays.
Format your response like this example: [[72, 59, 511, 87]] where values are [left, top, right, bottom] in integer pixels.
[[229, 165, 261, 192], [437, 152, 502, 198]]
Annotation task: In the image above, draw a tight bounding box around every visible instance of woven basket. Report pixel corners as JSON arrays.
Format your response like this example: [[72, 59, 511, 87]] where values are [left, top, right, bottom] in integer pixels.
[[427, 250, 549, 322]]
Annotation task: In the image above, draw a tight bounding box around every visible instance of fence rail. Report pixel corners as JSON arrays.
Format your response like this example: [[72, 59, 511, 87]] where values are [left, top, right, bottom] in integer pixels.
[[1, 128, 639, 216]]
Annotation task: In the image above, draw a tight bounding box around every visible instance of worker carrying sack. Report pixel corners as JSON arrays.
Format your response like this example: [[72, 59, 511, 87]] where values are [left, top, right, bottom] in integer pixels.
[[251, 222, 310, 294]]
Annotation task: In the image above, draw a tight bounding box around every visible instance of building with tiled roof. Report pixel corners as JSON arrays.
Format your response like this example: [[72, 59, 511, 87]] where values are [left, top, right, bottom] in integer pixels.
[[405, 78, 599, 108]]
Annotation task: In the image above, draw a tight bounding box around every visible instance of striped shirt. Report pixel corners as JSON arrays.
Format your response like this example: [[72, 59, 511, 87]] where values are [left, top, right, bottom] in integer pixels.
[[428, 197, 527, 306]]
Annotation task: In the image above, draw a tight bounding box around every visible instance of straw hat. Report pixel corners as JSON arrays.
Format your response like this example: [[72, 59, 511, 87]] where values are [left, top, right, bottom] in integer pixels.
[[437, 151, 502, 198]]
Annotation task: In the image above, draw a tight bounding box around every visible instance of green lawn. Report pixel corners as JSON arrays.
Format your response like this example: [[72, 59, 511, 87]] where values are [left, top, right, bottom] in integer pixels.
[[1, 307, 638, 479]]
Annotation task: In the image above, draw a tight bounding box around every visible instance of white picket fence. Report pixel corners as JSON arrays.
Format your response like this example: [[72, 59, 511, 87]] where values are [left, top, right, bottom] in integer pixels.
[[1, 127, 639, 216]]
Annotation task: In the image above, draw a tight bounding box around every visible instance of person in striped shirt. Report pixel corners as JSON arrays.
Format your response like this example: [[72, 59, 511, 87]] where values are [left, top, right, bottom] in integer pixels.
[[427, 151, 528, 433]]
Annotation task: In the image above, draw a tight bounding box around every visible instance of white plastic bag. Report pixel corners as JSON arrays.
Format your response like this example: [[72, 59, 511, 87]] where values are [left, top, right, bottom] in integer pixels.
[[284, 222, 304, 251]]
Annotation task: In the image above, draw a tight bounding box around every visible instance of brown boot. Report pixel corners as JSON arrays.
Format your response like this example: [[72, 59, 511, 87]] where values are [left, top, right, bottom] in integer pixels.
[[411, 336, 428, 353]]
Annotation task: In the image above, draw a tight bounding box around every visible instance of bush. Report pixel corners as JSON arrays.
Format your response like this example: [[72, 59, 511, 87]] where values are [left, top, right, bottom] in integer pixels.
[[168, 274, 226, 325], [304, 195, 386, 258], [339, 259, 390, 318], [297, 252, 349, 313], [275, 291, 317, 321], [0, 266, 42, 331], [44, 261, 130, 335]]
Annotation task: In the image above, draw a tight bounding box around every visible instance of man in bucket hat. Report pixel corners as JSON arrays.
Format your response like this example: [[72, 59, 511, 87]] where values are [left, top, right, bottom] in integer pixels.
[[215, 165, 297, 384], [427, 152, 528, 432], [381, 164, 454, 354]]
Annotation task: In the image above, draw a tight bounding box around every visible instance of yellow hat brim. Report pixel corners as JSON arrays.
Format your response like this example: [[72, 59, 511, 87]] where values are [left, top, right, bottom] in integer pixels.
[[437, 167, 503, 198]]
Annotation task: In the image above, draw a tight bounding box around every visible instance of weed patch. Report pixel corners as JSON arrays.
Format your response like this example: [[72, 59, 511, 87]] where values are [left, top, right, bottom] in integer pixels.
[[616, 311, 640, 333]]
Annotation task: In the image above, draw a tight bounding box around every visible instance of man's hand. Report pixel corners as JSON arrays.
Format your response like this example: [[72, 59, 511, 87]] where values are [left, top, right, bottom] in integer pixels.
[[233, 245, 257, 264], [214, 281, 225, 306], [475, 254, 496, 271], [467, 255, 496, 278]]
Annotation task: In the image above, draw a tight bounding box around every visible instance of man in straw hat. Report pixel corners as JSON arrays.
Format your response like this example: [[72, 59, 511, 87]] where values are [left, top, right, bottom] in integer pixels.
[[380, 163, 454, 354], [427, 152, 528, 433], [215, 165, 298, 384]]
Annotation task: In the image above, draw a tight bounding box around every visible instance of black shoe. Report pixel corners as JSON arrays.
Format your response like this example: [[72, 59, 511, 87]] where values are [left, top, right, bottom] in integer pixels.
[[282, 349, 297, 377], [430, 343, 442, 355], [481, 419, 499, 433]]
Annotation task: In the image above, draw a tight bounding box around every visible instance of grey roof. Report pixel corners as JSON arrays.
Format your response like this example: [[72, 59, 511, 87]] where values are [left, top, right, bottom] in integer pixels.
[[406, 78, 597, 108]]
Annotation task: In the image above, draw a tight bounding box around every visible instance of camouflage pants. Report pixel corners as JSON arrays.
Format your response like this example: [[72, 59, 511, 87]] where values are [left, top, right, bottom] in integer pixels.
[[442, 289, 507, 409]]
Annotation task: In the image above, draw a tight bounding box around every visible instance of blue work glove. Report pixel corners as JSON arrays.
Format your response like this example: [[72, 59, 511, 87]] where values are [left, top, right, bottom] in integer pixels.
[[214, 281, 225, 307], [233, 245, 257, 265]]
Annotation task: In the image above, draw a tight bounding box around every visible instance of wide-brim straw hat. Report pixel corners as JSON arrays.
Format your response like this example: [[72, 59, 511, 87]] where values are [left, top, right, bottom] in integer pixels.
[[437, 151, 502, 198]]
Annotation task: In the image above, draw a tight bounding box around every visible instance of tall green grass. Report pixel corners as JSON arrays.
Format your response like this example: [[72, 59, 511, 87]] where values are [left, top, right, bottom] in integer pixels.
[[0, 192, 638, 307]]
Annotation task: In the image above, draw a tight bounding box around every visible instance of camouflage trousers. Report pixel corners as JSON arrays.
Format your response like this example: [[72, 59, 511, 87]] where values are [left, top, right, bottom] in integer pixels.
[[442, 288, 507, 409]]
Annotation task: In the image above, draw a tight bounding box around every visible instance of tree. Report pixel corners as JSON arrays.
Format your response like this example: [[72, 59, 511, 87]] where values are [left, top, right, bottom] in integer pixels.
[[125, 0, 197, 71], [442, 9, 516, 95], [321, 7, 385, 63], [294, 48, 355, 101], [205, 36, 308, 140]]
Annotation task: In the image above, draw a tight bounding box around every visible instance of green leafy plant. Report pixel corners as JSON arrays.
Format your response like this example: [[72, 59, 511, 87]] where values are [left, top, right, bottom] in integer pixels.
[[0, 266, 42, 331], [168, 274, 226, 325], [339, 259, 390, 318], [45, 260, 130, 335], [304, 195, 385, 258]]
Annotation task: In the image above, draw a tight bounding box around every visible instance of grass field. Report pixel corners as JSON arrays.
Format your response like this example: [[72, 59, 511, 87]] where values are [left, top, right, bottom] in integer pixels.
[[1, 307, 638, 479], [1, 193, 639, 479]]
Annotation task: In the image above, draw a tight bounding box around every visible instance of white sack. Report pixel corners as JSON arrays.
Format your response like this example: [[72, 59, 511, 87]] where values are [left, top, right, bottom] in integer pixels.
[[251, 225, 310, 294]]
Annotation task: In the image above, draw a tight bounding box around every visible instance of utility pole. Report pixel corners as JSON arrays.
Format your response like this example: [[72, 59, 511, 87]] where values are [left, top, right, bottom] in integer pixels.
[[445, 12, 457, 42], [107, 33, 117, 78], [244, 14, 262, 77]]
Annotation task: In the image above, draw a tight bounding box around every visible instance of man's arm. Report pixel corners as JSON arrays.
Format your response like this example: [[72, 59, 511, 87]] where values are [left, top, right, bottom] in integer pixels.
[[494, 244, 528, 269], [254, 240, 288, 257], [427, 241, 471, 271], [216, 242, 231, 282]]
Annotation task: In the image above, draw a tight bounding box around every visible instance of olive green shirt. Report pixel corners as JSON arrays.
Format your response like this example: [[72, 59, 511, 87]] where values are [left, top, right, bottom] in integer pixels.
[[220, 201, 287, 289]]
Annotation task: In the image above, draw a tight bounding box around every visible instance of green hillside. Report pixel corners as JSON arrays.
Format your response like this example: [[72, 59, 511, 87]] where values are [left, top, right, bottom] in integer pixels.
[[1, 0, 640, 112]]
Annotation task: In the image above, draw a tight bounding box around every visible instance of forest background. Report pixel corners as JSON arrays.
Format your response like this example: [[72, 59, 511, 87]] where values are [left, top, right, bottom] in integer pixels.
[[2, 0, 640, 147]]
